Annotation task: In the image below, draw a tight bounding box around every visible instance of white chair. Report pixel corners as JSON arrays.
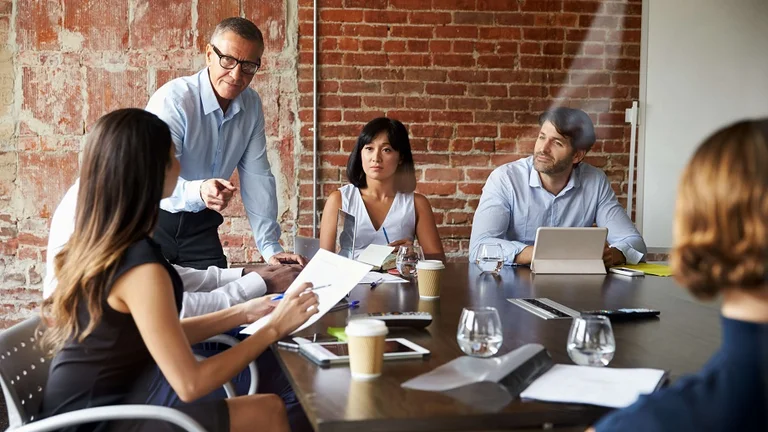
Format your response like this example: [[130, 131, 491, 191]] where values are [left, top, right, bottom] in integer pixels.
[[0, 316, 258, 431], [294, 235, 320, 260]]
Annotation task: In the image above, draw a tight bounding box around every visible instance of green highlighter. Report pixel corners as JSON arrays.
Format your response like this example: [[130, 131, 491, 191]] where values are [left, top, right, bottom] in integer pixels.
[[326, 327, 348, 342]]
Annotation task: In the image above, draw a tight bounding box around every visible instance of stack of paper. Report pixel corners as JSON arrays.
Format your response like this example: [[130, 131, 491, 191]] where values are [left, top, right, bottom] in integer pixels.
[[356, 244, 396, 269], [520, 364, 666, 408]]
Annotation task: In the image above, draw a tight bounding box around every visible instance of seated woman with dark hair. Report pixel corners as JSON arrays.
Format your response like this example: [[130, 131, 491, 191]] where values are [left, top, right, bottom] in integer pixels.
[[40, 108, 319, 432], [319, 117, 446, 262], [590, 119, 768, 431]]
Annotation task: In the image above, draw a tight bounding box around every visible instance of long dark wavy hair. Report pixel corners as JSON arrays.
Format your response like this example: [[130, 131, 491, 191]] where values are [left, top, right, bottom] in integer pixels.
[[41, 108, 172, 354]]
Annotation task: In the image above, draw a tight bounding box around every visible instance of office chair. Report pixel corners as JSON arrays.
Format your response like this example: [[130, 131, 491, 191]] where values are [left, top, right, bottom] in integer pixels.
[[0, 316, 257, 431]]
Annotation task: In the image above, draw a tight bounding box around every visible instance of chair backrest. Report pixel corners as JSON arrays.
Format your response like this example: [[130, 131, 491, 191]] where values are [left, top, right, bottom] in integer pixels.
[[0, 315, 50, 427], [294, 235, 320, 260]]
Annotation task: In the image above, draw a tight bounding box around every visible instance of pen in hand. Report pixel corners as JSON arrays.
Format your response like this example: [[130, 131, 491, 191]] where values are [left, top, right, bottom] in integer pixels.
[[271, 284, 331, 301], [382, 227, 391, 244]]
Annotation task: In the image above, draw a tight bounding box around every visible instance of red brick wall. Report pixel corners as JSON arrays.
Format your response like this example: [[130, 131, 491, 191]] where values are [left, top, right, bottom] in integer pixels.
[[296, 0, 642, 259], [0, 0, 642, 327], [0, 0, 295, 327]]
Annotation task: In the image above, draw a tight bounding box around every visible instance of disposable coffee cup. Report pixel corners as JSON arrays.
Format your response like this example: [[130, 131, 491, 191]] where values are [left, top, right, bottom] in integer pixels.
[[416, 260, 445, 299], [345, 319, 388, 380]]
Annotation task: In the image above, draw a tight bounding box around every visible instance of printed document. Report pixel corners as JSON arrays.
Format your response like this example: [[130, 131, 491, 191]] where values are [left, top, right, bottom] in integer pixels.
[[240, 249, 371, 335]]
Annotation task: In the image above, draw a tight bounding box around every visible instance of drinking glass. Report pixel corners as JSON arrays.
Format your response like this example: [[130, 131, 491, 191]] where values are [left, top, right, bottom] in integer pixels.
[[475, 243, 504, 273], [456, 307, 503, 357], [396, 245, 423, 278], [567, 315, 616, 367]]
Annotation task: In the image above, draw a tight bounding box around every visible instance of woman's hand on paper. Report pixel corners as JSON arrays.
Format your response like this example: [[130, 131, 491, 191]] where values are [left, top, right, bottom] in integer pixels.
[[266, 282, 320, 339], [239, 295, 279, 324]]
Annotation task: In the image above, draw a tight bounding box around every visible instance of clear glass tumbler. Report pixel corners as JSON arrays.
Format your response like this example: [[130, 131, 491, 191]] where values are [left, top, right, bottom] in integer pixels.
[[567, 315, 616, 367], [456, 307, 503, 357]]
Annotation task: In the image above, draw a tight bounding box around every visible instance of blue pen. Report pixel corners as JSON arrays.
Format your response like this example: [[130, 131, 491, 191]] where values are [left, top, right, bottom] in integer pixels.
[[271, 284, 332, 301], [369, 277, 384, 289], [382, 227, 391, 244]]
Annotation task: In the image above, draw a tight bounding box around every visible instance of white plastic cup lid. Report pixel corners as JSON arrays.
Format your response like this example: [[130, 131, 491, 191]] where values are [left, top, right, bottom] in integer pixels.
[[416, 260, 445, 270], [345, 319, 389, 337]]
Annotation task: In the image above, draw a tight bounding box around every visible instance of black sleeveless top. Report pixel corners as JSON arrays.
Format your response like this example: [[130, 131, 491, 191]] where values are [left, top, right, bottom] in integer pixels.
[[41, 237, 183, 424]]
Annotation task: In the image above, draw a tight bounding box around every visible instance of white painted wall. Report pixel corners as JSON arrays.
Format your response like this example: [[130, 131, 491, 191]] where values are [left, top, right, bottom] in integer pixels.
[[636, 0, 768, 249]]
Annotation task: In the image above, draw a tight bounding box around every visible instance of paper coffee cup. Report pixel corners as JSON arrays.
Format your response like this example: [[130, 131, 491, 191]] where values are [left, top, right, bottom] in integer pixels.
[[416, 260, 445, 299], [345, 319, 388, 380]]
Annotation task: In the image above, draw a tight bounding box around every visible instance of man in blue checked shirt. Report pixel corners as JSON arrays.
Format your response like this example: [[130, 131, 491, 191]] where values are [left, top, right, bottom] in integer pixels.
[[146, 17, 305, 270], [469, 107, 647, 267]]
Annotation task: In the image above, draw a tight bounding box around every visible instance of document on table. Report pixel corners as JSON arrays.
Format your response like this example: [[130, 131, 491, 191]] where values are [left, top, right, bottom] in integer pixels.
[[519, 364, 666, 408], [356, 244, 395, 268], [358, 271, 408, 285], [240, 249, 372, 336]]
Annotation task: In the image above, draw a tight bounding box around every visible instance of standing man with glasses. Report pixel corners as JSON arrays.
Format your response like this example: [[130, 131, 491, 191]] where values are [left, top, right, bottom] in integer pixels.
[[146, 17, 306, 270]]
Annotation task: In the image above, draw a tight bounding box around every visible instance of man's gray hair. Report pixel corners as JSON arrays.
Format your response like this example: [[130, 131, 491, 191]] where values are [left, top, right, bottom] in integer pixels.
[[210, 17, 264, 47]]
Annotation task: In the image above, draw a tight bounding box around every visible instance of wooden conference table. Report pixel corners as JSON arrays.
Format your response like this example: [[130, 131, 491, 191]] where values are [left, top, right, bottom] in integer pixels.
[[271, 264, 721, 432]]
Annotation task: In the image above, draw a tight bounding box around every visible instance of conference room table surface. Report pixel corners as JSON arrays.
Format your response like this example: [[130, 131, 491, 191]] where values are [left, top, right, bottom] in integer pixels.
[[270, 263, 721, 432]]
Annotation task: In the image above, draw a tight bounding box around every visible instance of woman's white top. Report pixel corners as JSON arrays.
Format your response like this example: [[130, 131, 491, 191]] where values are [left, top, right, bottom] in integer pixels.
[[339, 184, 416, 257]]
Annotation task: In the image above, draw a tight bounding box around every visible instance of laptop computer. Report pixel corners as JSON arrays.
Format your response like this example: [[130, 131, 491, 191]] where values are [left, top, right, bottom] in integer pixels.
[[292, 209, 357, 261], [336, 209, 356, 259], [530, 227, 607, 274]]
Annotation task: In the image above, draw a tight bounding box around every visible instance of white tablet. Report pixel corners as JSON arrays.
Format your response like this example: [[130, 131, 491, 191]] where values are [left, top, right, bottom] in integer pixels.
[[531, 227, 608, 274], [300, 338, 430, 367]]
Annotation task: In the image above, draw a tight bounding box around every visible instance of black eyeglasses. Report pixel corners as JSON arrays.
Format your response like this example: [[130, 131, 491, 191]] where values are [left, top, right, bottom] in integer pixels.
[[211, 45, 261, 75]]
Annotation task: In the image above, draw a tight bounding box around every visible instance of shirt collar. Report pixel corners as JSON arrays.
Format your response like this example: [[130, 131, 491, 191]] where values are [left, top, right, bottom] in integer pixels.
[[527, 156, 582, 195], [199, 68, 244, 119]]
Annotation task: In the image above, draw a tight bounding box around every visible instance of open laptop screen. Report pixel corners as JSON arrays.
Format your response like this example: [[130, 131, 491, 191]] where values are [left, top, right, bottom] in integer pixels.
[[336, 209, 356, 259]]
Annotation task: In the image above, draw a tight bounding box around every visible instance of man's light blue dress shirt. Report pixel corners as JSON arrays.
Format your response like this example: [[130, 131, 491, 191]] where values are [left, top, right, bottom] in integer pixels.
[[146, 68, 282, 261], [469, 156, 646, 265]]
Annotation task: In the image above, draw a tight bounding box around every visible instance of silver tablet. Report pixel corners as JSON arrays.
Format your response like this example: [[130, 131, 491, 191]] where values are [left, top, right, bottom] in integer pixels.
[[531, 227, 608, 274], [299, 338, 429, 367]]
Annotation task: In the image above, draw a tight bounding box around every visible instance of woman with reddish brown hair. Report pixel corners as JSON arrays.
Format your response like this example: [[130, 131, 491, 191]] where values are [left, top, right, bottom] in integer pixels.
[[590, 119, 768, 431]]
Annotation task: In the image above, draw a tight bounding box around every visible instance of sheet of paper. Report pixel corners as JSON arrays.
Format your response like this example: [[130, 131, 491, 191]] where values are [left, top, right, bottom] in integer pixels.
[[622, 263, 673, 277], [240, 249, 372, 336], [520, 364, 666, 408], [356, 244, 395, 268], [358, 271, 408, 285]]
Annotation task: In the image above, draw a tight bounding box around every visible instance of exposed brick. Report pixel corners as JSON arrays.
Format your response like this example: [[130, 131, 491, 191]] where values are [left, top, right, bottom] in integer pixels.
[[86, 68, 147, 127], [326, 9, 364, 24], [345, 0, 388, 8], [416, 183, 457, 196], [18, 152, 78, 219], [22, 63, 84, 135], [62, 0, 128, 51], [425, 83, 466, 96], [457, 125, 497, 138], [477, 0, 519, 11], [16, 0, 61, 50], [196, 0, 240, 49], [409, 12, 452, 25], [433, 54, 475, 68], [130, 0, 193, 50], [2, 0, 645, 327]]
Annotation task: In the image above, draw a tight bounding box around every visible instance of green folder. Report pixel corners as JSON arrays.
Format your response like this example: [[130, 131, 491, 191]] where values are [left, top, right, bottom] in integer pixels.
[[327, 327, 348, 341]]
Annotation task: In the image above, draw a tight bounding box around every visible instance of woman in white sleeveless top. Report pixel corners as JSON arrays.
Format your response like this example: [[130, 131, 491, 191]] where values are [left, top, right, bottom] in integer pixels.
[[319, 118, 446, 261]]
